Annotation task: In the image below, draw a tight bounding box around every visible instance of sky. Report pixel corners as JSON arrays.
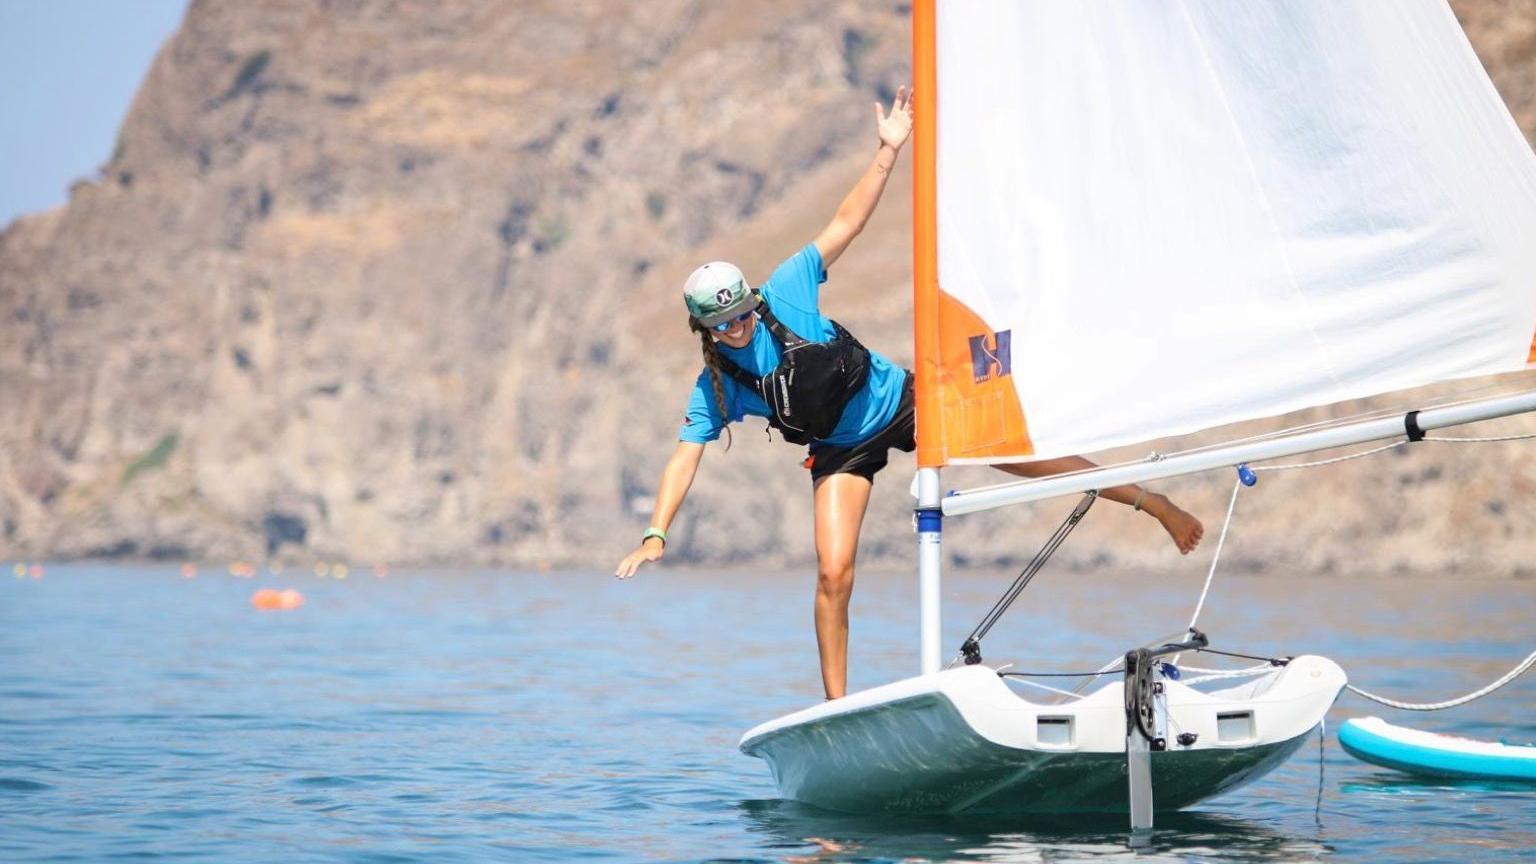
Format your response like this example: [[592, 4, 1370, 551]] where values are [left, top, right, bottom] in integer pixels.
[[0, 0, 189, 228]]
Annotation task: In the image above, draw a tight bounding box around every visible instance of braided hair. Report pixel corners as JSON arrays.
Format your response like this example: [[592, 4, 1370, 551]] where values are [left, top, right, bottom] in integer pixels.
[[688, 317, 734, 451]]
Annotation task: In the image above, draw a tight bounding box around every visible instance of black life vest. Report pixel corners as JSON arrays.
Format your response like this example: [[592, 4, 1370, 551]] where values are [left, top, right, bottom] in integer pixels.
[[717, 294, 872, 445]]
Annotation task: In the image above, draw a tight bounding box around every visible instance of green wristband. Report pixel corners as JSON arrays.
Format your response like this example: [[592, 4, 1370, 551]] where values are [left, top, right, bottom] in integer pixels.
[[642, 527, 667, 545]]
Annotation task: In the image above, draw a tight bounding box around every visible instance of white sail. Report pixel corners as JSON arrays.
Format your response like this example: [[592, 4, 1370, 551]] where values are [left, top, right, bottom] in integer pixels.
[[921, 0, 1536, 464]]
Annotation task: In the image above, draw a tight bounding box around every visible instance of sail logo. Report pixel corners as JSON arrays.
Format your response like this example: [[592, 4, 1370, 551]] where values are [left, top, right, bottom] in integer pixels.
[[968, 330, 1012, 383]]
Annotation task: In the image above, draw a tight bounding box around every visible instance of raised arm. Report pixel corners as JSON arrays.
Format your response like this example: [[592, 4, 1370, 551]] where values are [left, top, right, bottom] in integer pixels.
[[615, 441, 706, 578], [813, 86, 914, 269]]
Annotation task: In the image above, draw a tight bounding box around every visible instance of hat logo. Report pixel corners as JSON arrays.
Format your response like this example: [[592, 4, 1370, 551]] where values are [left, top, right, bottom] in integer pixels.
[[715, 288, 734, 305]]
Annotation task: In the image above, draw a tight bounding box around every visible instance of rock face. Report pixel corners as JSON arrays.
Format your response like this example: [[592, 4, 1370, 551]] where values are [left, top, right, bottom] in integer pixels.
[[1, 0, 1534, 576]]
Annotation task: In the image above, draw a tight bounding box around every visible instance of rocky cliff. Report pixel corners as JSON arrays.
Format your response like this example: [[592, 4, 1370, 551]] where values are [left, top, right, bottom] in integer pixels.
[[2, 0, 1534, 576]]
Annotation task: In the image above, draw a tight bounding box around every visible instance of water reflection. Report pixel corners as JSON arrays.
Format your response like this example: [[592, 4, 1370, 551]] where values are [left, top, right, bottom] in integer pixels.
[[736, 799, 1332, 862], [1341, 773, 1536, 797]]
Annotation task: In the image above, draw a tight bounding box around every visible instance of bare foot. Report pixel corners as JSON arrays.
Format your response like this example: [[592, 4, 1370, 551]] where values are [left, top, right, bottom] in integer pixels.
[[1149, 495, 1204, 554]]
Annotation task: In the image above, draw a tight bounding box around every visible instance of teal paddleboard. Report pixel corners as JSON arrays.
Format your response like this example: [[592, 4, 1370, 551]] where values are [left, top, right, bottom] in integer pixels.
[[1339, 717, 1536, 781]]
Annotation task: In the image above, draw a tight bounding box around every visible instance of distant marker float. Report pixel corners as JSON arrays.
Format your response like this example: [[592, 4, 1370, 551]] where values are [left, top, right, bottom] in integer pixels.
[[251, 588, 304, 611]]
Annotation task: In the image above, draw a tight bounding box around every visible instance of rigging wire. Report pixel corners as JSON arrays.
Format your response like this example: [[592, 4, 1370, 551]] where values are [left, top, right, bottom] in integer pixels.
[[1193, 646, 1291, 665], [950, 491, 1098, 668]]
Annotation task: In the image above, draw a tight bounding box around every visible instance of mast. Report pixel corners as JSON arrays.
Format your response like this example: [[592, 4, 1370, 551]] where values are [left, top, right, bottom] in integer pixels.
[[912, 0, 942, 674], [943, 388, 1536, 516]]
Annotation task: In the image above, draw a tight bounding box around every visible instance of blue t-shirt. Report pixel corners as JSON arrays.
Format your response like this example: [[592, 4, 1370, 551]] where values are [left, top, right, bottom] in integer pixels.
[[678, 244, 906, 448]]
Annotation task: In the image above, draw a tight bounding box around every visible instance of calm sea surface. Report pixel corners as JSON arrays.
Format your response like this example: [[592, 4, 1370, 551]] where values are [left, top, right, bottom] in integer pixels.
[[1, 563, 1532, 862]]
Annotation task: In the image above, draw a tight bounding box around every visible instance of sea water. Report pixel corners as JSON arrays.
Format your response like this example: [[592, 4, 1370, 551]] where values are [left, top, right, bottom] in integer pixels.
[[1, 564, 1532, 862]]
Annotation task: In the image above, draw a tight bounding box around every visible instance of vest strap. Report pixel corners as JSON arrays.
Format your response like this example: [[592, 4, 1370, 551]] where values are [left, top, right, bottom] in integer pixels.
[[750, 291, 808, 348]]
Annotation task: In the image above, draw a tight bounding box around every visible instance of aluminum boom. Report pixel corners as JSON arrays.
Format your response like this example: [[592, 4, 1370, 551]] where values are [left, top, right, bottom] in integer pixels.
[[943, 389, 1536, 516]]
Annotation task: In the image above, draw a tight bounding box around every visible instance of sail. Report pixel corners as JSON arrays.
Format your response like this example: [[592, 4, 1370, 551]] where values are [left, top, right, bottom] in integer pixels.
[[911, 0, 1536, 468]]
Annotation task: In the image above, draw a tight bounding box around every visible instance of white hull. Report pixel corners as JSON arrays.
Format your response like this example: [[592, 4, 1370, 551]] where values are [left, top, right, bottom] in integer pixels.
[[741, 656, 1346, 815]]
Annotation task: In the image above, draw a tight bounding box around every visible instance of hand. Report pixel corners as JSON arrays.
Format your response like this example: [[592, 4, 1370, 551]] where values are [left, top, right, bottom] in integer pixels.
[[615, 537, 665, 579], [875, 85, 913, 152]]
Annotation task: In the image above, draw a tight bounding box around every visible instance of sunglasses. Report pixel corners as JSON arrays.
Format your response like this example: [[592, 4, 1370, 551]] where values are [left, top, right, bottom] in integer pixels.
[[712, 310, 755, 332]]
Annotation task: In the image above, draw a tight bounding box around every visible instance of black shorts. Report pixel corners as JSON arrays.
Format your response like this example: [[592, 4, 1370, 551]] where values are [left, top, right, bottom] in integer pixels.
[[805, 370, 916, 483]]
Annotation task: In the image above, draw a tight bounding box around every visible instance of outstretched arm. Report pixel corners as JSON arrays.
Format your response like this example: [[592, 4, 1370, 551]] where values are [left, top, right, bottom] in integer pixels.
[[813, 86, 914, 269], [998, 457, 1206, 555], [615, 441, 706, 578]]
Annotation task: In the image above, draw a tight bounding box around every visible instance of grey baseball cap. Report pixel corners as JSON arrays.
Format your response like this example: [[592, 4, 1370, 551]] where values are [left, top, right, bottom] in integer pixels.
[[682, 262, 757, 326]]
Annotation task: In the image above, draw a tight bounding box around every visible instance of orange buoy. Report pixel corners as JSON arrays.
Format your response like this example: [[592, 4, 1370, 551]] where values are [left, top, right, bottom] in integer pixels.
[[251, 588, 304, 610]]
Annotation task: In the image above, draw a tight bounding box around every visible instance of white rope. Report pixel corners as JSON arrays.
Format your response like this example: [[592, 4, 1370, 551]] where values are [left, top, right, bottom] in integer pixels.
[[1177, 664, 1274, 675], [1000, 677, 1086, 699], [1181, 671, 1274, 685], [1177, 662, 1278, 678], [1248, 426, 1535, 474], [1252, 439, 1407, 472], [1145, 381, 1528, 460], [1186, 478, 1241, 632], [1344, 649, 1536, 711], [1234, 421, 1536, 473], [952, 398, 1533, 493], [1425, 432, 1536, 443]]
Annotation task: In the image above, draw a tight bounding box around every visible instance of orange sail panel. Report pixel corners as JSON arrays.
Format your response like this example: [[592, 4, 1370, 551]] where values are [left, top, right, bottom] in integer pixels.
[[933, 292, 1032, 461]]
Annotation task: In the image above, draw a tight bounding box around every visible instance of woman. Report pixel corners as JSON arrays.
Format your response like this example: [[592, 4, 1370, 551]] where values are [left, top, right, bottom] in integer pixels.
[[615, 88, 1205, 700]]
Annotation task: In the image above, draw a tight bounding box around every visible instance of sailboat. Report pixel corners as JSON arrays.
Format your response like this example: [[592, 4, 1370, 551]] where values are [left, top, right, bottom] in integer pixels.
[[740, 0, 1536, 827]]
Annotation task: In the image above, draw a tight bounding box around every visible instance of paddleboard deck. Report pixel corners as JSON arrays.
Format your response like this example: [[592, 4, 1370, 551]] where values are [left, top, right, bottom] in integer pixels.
[[1339, 716, 1536, 782]]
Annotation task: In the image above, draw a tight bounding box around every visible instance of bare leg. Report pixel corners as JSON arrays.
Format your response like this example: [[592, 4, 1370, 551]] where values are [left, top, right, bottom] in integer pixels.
[[811, 472, 874, 699], [996, 457, 1204, 554]]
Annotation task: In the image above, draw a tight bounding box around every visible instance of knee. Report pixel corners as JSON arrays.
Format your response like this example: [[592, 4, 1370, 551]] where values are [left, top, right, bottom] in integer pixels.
[[817, 561, 855, 599]]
